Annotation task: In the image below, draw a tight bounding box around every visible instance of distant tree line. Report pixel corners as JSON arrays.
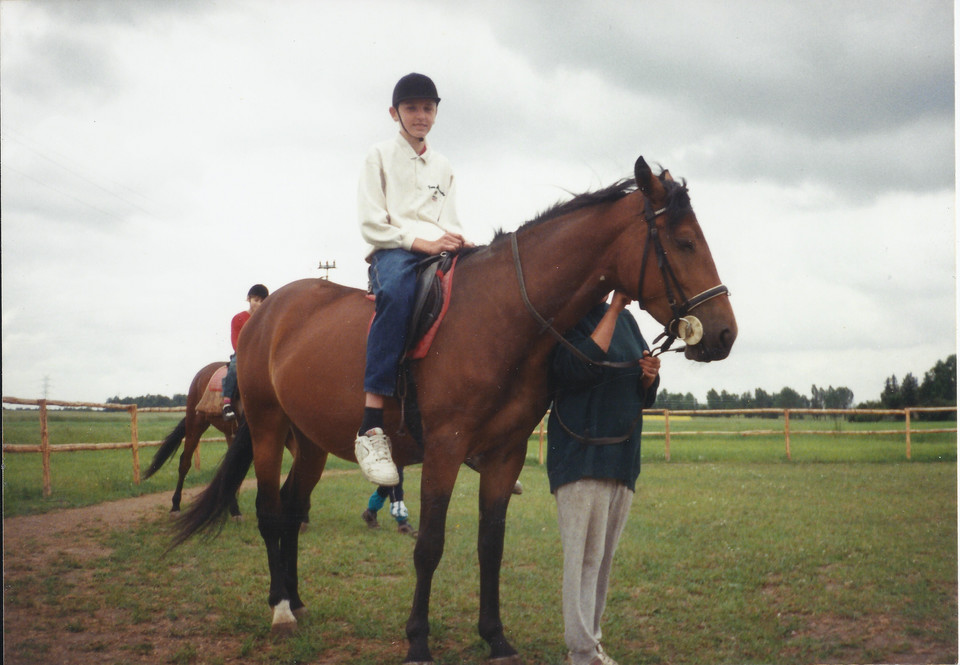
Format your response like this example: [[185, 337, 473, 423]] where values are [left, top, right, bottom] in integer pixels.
[[654, 354, 956, 420], [105, 394, 188, 408], [654, 385, 854, 413]]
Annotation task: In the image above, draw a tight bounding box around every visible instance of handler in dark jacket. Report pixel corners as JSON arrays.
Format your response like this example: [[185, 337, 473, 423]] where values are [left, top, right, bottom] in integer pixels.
[[548, 291, 660, 665]]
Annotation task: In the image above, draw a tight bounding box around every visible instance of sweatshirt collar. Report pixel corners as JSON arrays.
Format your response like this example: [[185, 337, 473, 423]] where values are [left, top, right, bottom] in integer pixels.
[[396, 132, 430, 160]]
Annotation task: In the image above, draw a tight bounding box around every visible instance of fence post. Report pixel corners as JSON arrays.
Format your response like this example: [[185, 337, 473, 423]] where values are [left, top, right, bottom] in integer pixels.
[[129, 404, 141, 485], [784, 409, 792, 461], [905, 408, 912, 460], [664, 409, 671, 462], [40, 399, 52, 497]]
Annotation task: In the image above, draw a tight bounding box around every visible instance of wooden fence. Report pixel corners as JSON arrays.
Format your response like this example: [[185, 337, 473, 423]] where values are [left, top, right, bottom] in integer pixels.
[[534, 406, 957, 463], [1, 396, 203, 497], [4, 397, 957, 497]]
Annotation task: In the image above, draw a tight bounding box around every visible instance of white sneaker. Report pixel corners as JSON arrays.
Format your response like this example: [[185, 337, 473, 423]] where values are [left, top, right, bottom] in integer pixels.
[[354, 428, 399, 486]]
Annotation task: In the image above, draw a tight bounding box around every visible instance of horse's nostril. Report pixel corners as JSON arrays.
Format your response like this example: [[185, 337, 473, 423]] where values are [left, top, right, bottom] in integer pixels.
[[720, 327, 737, 350]]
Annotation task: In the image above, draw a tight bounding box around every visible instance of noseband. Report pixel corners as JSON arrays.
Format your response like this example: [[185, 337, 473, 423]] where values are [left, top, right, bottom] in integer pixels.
[[637, 198, 729, 356]]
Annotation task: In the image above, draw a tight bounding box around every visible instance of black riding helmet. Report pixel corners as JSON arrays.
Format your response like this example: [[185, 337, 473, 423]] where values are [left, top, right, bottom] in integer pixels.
[[392, 73, 441, 109]]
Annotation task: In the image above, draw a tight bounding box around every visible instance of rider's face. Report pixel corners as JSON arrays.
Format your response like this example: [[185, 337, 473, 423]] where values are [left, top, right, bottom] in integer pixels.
[[390, 99, 437, 141]]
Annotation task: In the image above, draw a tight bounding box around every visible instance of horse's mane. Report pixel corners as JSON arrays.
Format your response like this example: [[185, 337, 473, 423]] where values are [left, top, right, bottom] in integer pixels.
[[488, 170, 692, 246]]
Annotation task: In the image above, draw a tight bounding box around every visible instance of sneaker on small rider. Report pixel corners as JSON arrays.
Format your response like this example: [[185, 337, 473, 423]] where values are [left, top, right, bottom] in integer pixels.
[[361, 508, 380, 529], [354, 428, 399, 486]]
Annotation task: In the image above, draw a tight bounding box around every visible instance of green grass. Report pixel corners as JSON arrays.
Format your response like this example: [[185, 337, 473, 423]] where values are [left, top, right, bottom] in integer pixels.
[[4, 462, 955, 664], [3, 410, 957, 662]]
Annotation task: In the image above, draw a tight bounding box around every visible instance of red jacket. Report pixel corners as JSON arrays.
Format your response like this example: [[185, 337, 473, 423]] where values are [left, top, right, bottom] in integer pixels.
[[230, 311, 251, 352]]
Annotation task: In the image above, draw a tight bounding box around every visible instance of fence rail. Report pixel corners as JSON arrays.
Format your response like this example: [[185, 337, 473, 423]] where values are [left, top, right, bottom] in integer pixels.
[[534, 406, 957, 463], [4, 397, 957, 497], [2, 396, 206, 497]]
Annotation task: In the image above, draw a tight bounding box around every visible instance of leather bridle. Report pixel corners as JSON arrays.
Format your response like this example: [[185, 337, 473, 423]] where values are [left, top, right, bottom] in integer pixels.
[[636, 198, 729, 356]]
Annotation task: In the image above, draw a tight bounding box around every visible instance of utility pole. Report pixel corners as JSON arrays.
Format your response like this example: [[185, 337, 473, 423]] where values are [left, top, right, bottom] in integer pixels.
[[42, 375, 51, 399], [318, 260, 337, 280]]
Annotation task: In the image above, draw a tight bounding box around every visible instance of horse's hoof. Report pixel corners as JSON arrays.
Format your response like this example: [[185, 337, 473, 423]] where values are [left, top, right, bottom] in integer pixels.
[[271, 600, 297, 635], [488, 656, 523, 665], [299, 521, 309, 534], [271, 621, 296, 636], [231, 515, 243, 523], [292, 605, 308, 619]]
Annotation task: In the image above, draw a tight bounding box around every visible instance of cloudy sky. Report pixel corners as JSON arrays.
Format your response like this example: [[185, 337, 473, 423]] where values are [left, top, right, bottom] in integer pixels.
[[1, 0, 955, 407]]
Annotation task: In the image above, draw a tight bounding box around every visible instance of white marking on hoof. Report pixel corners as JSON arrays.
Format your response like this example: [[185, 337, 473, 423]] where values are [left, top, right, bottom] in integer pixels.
[[271, 600, 297, 633]]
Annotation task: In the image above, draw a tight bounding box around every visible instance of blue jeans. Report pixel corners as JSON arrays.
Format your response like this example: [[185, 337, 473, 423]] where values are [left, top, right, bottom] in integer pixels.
[[365, 248, 421, 396], [222, 354, 238, 400]]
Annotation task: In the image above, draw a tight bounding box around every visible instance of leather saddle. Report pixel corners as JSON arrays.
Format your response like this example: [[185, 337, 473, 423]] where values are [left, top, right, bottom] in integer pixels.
[[404, 252, 456, 358]]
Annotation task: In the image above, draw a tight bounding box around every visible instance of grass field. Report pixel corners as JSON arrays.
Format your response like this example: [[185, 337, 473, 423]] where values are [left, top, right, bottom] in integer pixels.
[[2, 409, 957, 664]]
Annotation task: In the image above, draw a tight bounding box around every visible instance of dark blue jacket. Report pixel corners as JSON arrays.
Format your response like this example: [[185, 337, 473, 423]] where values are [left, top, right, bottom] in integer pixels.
[[547, 302, 659, 493]]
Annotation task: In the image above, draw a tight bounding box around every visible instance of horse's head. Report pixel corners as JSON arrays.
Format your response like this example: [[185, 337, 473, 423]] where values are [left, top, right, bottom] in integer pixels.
[[622, 156, 737, 362]]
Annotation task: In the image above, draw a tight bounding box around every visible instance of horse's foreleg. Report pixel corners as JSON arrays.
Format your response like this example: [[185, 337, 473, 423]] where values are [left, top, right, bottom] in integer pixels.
[[404, 461, 458, 665], [476, 446, 526, 664]]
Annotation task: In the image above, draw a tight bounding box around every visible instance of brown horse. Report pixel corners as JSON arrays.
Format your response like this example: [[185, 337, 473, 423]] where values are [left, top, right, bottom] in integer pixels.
[[174, 156, 737, 664], [144, 361, 240, 515]]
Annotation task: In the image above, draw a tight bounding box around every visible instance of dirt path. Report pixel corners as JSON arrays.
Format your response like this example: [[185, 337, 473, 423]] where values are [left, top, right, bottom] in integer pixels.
[[3, 477, 324, 665], [3, 478, 258, 552]]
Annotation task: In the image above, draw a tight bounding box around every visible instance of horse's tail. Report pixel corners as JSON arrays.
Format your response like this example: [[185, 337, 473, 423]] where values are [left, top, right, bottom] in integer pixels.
[[142, 418, 187, 480], [169, 417, 254, 549]]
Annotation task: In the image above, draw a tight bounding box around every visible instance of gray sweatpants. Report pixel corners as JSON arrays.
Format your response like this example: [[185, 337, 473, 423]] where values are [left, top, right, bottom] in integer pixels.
[[555, 478, 634, 665]]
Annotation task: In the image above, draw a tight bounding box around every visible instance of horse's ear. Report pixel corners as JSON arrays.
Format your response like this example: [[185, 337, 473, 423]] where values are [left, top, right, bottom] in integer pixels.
[[662, 169, 674, 182], [635, 156, 654, 194]]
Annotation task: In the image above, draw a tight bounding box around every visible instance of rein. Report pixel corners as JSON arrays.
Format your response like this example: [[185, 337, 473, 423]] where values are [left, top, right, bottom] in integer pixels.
[[511, 233, 638, 369]]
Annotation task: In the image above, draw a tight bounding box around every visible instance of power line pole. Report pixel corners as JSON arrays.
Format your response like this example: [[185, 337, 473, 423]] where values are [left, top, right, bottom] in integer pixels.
[[42, 374, 51, 399], [318, 260, 337, 280]]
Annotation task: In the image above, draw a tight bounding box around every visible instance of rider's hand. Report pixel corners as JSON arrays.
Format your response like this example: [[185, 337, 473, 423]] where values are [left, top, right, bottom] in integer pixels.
[[412, 232, 467, 255]]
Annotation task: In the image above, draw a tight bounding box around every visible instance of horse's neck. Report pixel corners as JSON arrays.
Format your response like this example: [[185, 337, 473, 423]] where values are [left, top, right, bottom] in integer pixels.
[[461, 199, 630, 350], [512, 202, 629, 334]]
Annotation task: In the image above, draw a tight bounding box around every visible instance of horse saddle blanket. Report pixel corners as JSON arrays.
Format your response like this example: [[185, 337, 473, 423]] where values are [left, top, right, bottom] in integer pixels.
[[196, 365, 228, 416], [406, 253, 457, 359]]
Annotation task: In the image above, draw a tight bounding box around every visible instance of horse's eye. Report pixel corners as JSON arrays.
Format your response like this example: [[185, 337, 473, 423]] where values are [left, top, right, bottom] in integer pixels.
[[676, 238, 696, 252]]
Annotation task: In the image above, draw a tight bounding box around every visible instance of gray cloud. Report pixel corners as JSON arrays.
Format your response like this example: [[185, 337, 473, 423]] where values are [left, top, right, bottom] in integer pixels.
[[472, 0, 954, 196]]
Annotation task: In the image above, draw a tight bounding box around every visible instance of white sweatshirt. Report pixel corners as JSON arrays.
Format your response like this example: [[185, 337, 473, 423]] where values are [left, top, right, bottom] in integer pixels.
[[357, 133, 463, 260]]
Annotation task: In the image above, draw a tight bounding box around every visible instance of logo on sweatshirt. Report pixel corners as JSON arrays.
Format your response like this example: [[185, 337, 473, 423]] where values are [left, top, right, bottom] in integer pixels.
[[428, 184, 446, 202]]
